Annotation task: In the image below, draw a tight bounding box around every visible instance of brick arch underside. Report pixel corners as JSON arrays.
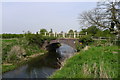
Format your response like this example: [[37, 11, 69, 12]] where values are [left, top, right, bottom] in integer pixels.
[[49, 39, 77, 49]]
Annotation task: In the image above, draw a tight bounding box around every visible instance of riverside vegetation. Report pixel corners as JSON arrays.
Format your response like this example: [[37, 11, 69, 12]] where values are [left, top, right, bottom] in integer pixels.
[[51, 41, 119, 78], [1, 27, 119, 78], [50, 27, 119, 78], [2, 33, 56, 73]]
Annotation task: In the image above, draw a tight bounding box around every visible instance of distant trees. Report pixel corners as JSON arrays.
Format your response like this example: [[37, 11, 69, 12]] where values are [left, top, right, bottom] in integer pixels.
[[2, 34, 23, 39], [80, 26, 113, 37], [49, 29, 53, 34], [74, 30, 77, 33], [80, 26, 100, 36], [68, 29, 74, 34], [40, 29, 47, 35], [60, 31, 64, 34]]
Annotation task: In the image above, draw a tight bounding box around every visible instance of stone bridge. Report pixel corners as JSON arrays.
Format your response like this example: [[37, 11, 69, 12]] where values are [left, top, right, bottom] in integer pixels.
[[42, 38, 80, 50]]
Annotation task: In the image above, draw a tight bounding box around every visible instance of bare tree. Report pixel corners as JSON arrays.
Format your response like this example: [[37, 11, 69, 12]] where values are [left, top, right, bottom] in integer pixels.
[[79, 1, 120, 35]]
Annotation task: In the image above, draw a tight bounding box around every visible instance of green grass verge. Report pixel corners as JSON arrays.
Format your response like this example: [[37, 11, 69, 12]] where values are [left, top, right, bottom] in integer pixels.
[[2, 65, 16, 73], [50, 45, 119, 78]]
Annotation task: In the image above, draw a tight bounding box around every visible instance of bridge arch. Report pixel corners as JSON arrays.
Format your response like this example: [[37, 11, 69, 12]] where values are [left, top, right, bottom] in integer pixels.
[[42, 38, 79, 50]]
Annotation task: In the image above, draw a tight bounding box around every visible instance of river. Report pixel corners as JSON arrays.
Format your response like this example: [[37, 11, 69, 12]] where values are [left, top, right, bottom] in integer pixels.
[[2, 44, 76, 78]]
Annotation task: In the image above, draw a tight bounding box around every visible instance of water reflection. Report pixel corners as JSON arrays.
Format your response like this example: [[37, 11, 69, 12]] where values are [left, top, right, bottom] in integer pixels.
[[56, 44, 76, 59], [2, 44, 76, 78], [3, 65, 56, 78]]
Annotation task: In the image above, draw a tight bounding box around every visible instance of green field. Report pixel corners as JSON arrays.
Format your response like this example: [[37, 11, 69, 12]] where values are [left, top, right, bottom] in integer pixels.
[[51, 45, 119, 78]]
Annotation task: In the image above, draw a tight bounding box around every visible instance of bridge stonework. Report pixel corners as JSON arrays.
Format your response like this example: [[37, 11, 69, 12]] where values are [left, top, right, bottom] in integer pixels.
[[42, 38, 79, 50]]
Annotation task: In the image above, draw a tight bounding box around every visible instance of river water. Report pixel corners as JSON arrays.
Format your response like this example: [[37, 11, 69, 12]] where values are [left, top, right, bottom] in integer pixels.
[[2, 44, 76, 78]]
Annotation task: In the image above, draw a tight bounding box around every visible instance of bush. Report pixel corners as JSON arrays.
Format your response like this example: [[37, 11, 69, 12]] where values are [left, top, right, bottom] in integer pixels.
[[25, 33, 57, 48], [7, 53, 18, 63], [75, 35, 93, 52], [80, 35, 93, 45], [44, 36, 56, 43], [25, 34, 44, 47], [75, 41, 85, 52]]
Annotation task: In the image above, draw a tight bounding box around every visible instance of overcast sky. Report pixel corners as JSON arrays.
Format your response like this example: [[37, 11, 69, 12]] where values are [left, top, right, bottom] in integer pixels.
[[2, 2, 97, 34]]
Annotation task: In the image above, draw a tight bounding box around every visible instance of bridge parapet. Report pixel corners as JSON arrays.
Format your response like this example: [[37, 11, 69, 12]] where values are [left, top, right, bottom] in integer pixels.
[[39, 32, 87, 38]]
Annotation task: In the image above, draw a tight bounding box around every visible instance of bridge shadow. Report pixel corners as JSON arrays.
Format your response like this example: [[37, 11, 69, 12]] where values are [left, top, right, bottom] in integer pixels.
[[25, 43, 62, 73]]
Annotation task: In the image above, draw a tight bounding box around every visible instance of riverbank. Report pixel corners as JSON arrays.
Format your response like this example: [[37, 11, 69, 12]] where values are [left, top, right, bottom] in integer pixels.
[[2, 38, 46, 73], [50, 45, 119, 78], [2, 52, 45, 73]]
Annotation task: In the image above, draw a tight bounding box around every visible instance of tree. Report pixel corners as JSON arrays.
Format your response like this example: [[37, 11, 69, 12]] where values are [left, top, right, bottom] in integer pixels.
[[68, 29, 74, 34], [80, 26, 114, 37], [60, 31, 64, 33], [74, 30, 77, 33], [80, 26, 100, 36], [79, 1, 120, 37], [49, 29, 53, 33], [85, 26, 100, 35], [40, 29, 47, 35]]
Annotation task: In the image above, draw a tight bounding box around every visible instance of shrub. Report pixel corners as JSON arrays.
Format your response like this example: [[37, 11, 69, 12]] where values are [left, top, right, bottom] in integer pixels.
[[80, 35, 93, 45], [25, 33, 57, 48], [7, 53, 18, 62], [75, 41, 85, 52]]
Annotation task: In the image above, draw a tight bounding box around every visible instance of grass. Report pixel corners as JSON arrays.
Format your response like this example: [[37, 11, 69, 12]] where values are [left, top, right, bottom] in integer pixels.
[[2, 39, 17, 42], [2, 38, 46, 73], [2, 38, 45, 62], [2, 65, 16, 73], [50, 45, 119, 78], [2, 39, 18, 62]]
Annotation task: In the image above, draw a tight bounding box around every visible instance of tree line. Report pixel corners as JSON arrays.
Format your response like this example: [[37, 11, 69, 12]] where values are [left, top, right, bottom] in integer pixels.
[[2, 34, 24, 39]]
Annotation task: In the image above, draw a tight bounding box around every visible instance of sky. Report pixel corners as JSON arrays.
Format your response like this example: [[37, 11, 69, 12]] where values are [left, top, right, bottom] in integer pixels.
[[2, 2, 97, 34]]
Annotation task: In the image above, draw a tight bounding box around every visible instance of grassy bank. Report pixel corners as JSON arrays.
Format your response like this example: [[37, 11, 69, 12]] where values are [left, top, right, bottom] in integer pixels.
[[50, 45, 119, 78], [2, 38, 46, 73], [2, 65, 16, 73]]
